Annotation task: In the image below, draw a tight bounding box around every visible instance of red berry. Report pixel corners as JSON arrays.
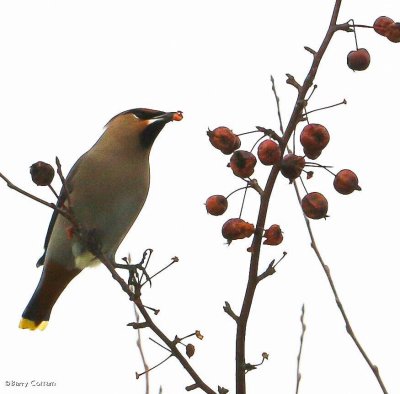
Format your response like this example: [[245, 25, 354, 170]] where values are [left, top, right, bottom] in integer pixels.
[[300, 124, 330, 155], [186, 343, 195, 358], [229, 150, 257, 178], [30, 161, 55, 186], [205, 195, 228, 216], [386, 22, 400, 43], [257, 139, 281, 165], [208, 126, 241, 155], [301, 192, 328, 220], [263, 224, 283, 246], [280, 154, 305, 182], [373, 16, 394, 36], [347, 48, 370, 71], [222, 218, 255, 243], [333, 169, 361, 195], [303, 148, 322, 160]]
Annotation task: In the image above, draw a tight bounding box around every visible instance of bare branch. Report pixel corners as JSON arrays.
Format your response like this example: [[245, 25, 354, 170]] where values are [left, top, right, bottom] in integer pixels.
[[236, 2, 346, 392], [270, 75, 284, 135], [292, 180, 388, 394], [134, 305, 150, 394], [295, 304, 306, 394], [0, 172, 58, 211]]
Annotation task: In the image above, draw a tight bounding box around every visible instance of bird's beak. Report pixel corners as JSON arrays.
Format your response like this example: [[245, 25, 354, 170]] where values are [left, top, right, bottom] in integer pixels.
[[140, 111, 183, 148], [151, 111, 184, 123]]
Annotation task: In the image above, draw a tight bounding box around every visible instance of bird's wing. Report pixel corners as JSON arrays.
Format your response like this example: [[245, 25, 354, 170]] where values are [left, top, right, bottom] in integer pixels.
[[36, 155, 85, 267]]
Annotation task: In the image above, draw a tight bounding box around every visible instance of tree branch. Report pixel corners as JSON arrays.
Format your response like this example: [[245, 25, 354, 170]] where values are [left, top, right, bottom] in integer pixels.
[[235, 2, 344, 392], [292, 180, 388, 394], [0, 169, 216, 394]]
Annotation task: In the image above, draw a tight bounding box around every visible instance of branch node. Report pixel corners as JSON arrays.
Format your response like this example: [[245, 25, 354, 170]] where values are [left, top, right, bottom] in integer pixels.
[[255, 126, 283, 144], [127, 321, 149, 329], [286, 74, 302, 90], [304, 46, 317, 55], [223, 301, 239, 322]]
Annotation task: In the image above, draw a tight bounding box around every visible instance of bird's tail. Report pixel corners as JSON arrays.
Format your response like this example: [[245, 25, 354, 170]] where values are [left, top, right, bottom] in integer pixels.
[[19, 262, 81, 330]]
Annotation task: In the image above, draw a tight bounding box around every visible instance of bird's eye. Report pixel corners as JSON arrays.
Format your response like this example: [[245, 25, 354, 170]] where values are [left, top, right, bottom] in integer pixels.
[[131, 113, 140, 121]]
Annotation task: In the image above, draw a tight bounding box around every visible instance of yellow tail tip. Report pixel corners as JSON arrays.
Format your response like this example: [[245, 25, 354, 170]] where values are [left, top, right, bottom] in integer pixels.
[[19, 318, 48, 331]]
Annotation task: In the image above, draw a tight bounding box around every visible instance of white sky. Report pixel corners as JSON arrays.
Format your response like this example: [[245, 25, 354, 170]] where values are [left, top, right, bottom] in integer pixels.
[[0, 1, 399, 393]]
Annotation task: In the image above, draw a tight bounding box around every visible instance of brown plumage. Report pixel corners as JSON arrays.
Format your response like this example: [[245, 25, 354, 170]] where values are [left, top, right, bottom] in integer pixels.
[[20, 108, 183, 330]]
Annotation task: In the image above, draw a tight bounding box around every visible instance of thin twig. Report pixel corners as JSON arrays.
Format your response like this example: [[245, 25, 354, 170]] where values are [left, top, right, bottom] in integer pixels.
[[292, 180, 388, 394], [136, 355, 173, 380], [96, 251, 217, 394], [295, 304, 306, 394], [0, 172, 72, 223], [48, 184, 59, 200], [305, 98, 347, 116], [270, 75, 284, 135], [55, 156, 72, 208], [0, 172, 58, 211], [141, 256, 178, 287], [134, 304, 150, 394]]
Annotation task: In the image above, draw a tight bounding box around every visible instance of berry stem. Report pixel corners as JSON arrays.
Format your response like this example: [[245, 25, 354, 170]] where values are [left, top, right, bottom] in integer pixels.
[[48, 184, 60, 200], [299, 174, 309, 194], [250, 134, 267, 153], [236, 130, 264, 137], [349, 19, 359, 50], [238, 185, 249, 219], [305, 162, 336, 176], [352, 24, 374, 29], [226, 185, 249, 199]]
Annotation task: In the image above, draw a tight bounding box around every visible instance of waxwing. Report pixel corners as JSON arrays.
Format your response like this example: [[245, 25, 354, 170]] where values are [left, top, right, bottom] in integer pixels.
[[19, 108, 183, 330]]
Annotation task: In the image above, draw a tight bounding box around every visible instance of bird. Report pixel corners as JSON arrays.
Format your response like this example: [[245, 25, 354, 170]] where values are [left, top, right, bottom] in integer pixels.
[[19, 108, 183, 330]]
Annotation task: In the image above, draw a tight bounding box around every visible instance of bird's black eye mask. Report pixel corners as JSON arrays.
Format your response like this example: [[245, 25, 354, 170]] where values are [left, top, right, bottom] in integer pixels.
[[130, 108, 166, 120], [106, 108, 166, 125]]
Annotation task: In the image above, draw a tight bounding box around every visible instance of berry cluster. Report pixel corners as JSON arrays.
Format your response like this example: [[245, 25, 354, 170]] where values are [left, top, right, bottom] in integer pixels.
[[347, 16, 400, 71], [206, 127, 284, 245], [203, 15, 400, 244], [205, 115, 361, 242]]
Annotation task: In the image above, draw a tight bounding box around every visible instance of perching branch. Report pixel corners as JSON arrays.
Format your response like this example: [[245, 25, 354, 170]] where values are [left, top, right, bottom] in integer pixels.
[[0, 167, 216, 394], [0, 172, 59, 212]]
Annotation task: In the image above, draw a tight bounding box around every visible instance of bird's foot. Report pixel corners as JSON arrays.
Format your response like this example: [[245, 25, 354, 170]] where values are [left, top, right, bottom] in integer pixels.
[[114, 249, 153, 287]]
